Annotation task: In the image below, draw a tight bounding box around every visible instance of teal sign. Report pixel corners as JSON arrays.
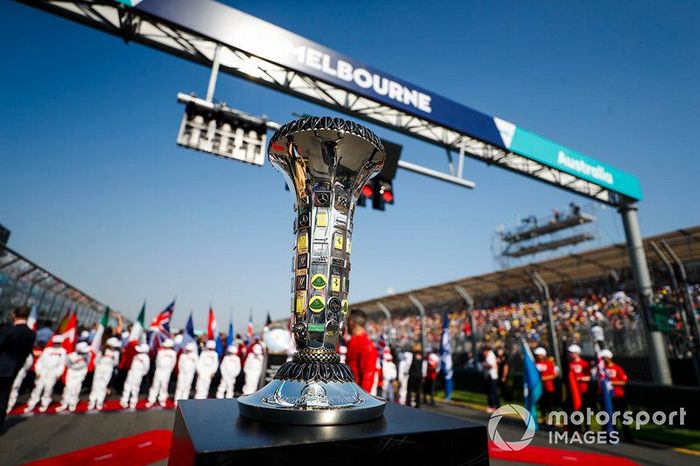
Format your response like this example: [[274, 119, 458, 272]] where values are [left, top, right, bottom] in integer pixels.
[[494, 118, 642, 200]]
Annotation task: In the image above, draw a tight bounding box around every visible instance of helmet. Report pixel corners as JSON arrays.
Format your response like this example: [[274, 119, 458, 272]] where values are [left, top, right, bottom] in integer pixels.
[[185, 342, 197, 352], [534, 347, 547, 356], [106, 337, 120, 348], [567, 344, 582, 354], [52, 335, 65, 344], [161, 338, 174, 348], [205, 340, 217, 350], [227, 345, 238, 354], [136, 343, 150, 353], [600, 349, 613, 359], [75, 342, 89, 353]]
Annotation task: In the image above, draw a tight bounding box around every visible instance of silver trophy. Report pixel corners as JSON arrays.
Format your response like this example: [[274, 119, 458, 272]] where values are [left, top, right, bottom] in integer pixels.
[[237, 116, 386, 425]]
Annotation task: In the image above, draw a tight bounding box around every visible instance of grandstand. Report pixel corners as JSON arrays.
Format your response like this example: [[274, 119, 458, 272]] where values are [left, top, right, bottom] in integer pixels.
[[356, 225, 699, 315], [0, 246, 113, 327]]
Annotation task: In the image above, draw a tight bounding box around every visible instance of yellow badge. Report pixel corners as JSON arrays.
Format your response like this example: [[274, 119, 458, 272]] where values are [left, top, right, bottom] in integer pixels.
[[297, 234, 308, 251], [316, 211, 328, 227], [341, 299, 349, 315], [295, 291, 306, 314], [309, 295, 325, 313], [331, 275, 341, 292], [311, 274, 327, 290], [334, 234, 344, 250]]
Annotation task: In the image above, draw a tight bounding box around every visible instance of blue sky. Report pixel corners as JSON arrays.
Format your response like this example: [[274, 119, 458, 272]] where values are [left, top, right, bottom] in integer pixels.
[[1, 0, 698, 331]]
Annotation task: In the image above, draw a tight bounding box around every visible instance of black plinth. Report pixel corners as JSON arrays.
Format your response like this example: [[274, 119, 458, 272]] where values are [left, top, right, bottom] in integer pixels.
[[168, 399, 489, 466]]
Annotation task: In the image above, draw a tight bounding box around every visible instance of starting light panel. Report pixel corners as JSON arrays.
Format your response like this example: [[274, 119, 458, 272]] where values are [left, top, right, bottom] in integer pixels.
[[176, 95, 268, 166]]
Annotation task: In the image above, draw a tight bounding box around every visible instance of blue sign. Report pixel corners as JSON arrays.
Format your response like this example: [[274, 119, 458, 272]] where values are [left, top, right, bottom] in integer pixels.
[[134, 0, 642, 200]]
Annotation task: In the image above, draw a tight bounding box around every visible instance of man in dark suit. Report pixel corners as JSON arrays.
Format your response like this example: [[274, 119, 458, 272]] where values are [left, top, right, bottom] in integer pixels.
[[0, 306, 36, 431]]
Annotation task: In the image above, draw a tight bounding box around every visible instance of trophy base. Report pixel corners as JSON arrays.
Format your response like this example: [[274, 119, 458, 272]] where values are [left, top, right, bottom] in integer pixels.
[[237, 378, 386, 425]]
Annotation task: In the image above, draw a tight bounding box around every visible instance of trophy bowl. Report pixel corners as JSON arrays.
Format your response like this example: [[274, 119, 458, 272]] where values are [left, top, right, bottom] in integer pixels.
[[237, 116, 386, 425]]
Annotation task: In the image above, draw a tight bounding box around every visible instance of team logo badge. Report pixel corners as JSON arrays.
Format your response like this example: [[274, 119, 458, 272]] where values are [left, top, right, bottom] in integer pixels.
[[327, 297, 342, 313], [341, 299, 349, 315], [334, 234, 344, 250], [311, 274, 327, 290], [297, 253, 309, 269], [308, 296, 325, 313], [331, 275, 341, 293], [325, 319, 339, 336], [314, 191, 330, 207], [298, 212, 310, 229], [316, 211, 328, 227], [308, 323, 325, 333], [297, 234, 308, 252], [295, 291, 307, 314], [295, 275, 307, 291]]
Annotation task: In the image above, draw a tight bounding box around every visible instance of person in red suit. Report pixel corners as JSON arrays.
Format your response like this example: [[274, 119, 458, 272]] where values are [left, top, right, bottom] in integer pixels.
[[534, 347, 559, 421], [345, 309, 378, 393], [566, 344, 591, 431], [598, 349, 631, 440]]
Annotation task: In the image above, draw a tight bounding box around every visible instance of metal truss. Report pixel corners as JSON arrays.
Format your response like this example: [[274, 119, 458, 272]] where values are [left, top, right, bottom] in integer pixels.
[[20, 0, 619, 205]]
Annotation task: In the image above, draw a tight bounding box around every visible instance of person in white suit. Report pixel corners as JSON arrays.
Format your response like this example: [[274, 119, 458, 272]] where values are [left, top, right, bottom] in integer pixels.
[[7, 353, 33, 413], [174, 342, 198, 403], [120, 343, 151, 409], [88, 337, 121, 411], [25, 336, 67, 412], [398, 350, 413, 405], [146, 338, 177, 407], [382, 349, 398, 402], [56, 342, 91, 412], [216, 345, 241, 399], [194, 340, 219, 399], [242, 344, 264, 395]]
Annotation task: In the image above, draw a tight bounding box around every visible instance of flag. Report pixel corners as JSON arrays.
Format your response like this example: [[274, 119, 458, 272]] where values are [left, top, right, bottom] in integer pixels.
[[182, 311, 197, 348], [55, 309, 71, 334], [521, 339, 543, 431], [27, 304, 38, 331], [148, 300, 174, 351], [226, 317, 234, 350], [246, 311, 254, 343], [89, 308, 110, 372], [568, 365, 582, 411], [439, 309, 454, 400], [208, 306, 223, 358], [129, 301, 146, 343], [49, 312, 77, 352], [596, 351, 615, 435]]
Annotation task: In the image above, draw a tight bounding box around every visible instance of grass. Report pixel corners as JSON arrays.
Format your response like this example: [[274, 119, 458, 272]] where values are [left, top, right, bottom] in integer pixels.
[[436, 389, 488, 406], [635, 425, 700, 452]]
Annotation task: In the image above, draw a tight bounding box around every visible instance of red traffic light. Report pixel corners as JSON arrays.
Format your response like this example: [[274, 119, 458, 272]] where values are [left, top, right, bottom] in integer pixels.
[[382, 189, 393, 203], [361, 184, 374, 198]]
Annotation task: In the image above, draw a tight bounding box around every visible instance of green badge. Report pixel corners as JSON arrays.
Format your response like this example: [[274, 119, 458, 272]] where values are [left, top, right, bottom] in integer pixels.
[[309, 296, 325, 313], [308, 323, 325, 332], [311, 273, 327, 290]]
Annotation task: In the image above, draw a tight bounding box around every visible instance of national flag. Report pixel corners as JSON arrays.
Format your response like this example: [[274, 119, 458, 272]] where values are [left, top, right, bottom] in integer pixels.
[[208, 306, 223, 358], [55, 309, 71, 335], [182, 311, 197, 348], [246, 310, 254, 343], [568, 365, 583, 411], [439, 309, 454, 400], [49, 312, 77, 352], [521, 338, 543, 431], [596, 351, 615, 435], [148, 300, 174, 351], [27, 304, 38, 331], [226, 316, 234, 349], [91, 308, 110, 355], [129, 301, 146, 343]]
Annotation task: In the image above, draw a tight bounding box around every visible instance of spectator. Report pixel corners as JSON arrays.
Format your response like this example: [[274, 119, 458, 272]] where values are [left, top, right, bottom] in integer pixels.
[[0, 306, 36, 429], [345, 309, 378, 393]]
